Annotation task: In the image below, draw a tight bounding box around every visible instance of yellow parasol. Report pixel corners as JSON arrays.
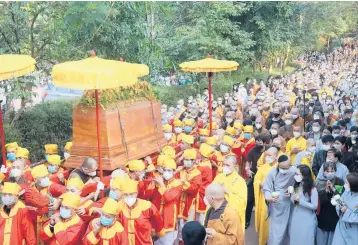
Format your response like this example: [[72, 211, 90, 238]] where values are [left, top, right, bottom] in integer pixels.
[[52, 51, 148, 183], [0, 54, 36, 81], [180, 55, 239, 135], [0, 54, 37, 164]]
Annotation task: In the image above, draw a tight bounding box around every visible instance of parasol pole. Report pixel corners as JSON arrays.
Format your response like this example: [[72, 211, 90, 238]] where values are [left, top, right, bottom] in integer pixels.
[[208, 72, 214, 136], [94, 89, 104, 197], [0, 100, 5, 166]]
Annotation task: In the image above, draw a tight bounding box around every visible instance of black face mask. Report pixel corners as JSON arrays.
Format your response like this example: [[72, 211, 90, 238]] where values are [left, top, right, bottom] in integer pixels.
[[309, 102, 315, 106], [345, 118, 351, 123], [273, 113, 280, 118]]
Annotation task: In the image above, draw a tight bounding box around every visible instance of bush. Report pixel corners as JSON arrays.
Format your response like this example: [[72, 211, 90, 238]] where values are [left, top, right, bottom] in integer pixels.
[[153, 69, 269, 107], [2, 101, 74, 163]]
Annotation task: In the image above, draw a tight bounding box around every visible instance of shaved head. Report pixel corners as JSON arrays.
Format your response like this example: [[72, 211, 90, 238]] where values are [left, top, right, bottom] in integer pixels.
[[82, 157, 98, 169], [266, 147, 278, 157], [306, 138, 316, 147], [272, 137, 282, 147], [205, 183, 225, 199]]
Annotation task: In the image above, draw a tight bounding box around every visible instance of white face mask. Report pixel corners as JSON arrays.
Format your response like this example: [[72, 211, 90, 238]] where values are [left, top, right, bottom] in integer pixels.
[[174, 127, 182, 134], [313, 115, 320, 120], [322, 144, 331, 151], [285, 120, 292, 126], [222, 166, 232, 175], [10, 168, 21, 178], [226, 118, 233, 123], [324, 112, 329, 117], [138, 173, 145, 180], [64, 152, 70, 159], [294, 175, 303, 182], [203, 196, 212, 206], [292, 115, 298, 119], [87, 171, 97, 177], [184, 160, 193, 168], [162, 171, 173, 180], [220, 144, 229, 153], [312, 126, 320, 133], [332, 133, 340, 138], [164, 133, 173, 140], [255, 123, 262, 129], [293, 132, 301, 138], [125, 197, 137, 207], [265, 157, 274, 164], [308, 146, 316, 153], [279, 168, 289, 174], [270, 129, 278, 136]]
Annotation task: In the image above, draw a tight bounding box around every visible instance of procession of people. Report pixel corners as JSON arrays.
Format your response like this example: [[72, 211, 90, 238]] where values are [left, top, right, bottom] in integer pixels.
[[2, 42, 358, 245]]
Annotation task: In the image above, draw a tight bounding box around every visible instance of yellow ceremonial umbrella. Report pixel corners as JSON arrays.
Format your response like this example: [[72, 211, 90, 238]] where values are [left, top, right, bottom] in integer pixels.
[[180, 55, 239, 135], [52, 51, 148, 182], [0, 54, 36, 164]]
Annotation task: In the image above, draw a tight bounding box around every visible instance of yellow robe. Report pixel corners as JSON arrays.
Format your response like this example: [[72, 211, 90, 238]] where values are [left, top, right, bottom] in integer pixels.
[[286, 136, 307, 164], [254, 162, 277, 245], [213, 171, 247, 232]]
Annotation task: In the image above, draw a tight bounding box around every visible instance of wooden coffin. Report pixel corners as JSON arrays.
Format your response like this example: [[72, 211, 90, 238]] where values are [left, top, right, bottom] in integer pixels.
[[64, 100, 166, 170]]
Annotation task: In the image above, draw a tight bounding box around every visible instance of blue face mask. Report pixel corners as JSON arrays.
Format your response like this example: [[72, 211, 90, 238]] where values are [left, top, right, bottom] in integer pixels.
[[324, 173, 335, 180], [184, 126, 192, 133], [48, 165, 58, 174], [39, 177, 50, 187], [244, 133, 251, 139], [60, 207, 72, 219], [45, 155, 49, 161], [109, 190, 118, 201], [7, 153, 16, 161], [100, 215, 114, 226]]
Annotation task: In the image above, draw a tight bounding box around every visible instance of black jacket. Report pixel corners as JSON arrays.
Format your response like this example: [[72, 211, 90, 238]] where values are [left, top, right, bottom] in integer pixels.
[[312, 150, 327, 176]]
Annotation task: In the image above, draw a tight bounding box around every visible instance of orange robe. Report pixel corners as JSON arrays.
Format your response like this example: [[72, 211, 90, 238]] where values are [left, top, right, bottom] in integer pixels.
[[196, 160, 212, 213], [82, 218, 129, 245], [148, 179, 183, 232], [49, 168, 69, 185], [118, 199, 164, 245], [40, 214, 86, 245], [210, 151, 231, 177], [0, 201, 36, 245], [177, 167, 202, 220]]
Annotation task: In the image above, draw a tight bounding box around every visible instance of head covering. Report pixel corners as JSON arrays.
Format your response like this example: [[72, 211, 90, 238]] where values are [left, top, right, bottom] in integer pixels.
[[222, 135, 235, 147], [206, 122, 218, 130], [157, 155, 169, 167], [0, 173, 5, 182], [162, 124, 172, 132], [163, 158, 177, 170], [111, 176, 125, 190], [61, 192, 81, 209], [146, 163, 156, 172], [183, 149, 197, 160], [127, 160, 145, 171], [173, 120, 183, 127], [45, 144, 58, 154], [2, 182, 21, 195], [182, 135, 194, 145], [15, 147, 29, 159], [199, 143, 213, 158], [121, 179, 138, 194], [64, 142, 72, 152], [31, 164, 49, 179], [47, 155, 61, 165], [161, 146, 175, 159], [225, 126, 236, 136], [5, 142, 18, 152], [66, 177, 84, 190], [102, 198, 121, 215], [206, 136, 217, 146], [199, 128, 210, 136], [183, 119, 195, 126], [182, 221, 206, 245], [233, 121, 243, 131], [244, 125, 254, 133]]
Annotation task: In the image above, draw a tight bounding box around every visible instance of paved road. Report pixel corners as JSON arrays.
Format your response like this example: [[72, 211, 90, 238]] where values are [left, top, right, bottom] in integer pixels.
[[245, 211, 259, 245]]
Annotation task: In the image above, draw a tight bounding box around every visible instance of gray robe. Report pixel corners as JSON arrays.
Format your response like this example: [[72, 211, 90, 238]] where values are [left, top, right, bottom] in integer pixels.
[[332, 191, 358, 244], [289, 185, 318, 245], [263, 166, 296, 245]]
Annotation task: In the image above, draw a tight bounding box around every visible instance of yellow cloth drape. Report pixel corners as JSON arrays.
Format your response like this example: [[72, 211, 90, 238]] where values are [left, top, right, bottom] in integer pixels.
[[52, 57, 145, 89], [179, 57, 239, 72], [213, 171, 247, 232], [0, 54, 36, 80], [254, 162, 277, 245]]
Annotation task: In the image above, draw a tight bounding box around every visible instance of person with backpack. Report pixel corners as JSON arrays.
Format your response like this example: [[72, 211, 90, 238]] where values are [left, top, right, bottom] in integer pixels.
[[289, 165, 318, 245]]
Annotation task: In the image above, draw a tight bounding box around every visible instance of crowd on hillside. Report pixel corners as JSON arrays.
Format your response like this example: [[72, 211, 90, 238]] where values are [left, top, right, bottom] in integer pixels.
[[1, 41, 358, 245]]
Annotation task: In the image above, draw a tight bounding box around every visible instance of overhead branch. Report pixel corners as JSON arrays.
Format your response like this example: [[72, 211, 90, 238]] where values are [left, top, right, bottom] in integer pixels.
[[30, 7, 45, 57], [10, 10, 21, 54], [0, 28, 16, 52]]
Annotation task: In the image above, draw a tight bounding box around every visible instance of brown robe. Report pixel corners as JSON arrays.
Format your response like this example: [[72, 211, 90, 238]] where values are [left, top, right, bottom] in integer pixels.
[[204, 200, 244, 245]]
